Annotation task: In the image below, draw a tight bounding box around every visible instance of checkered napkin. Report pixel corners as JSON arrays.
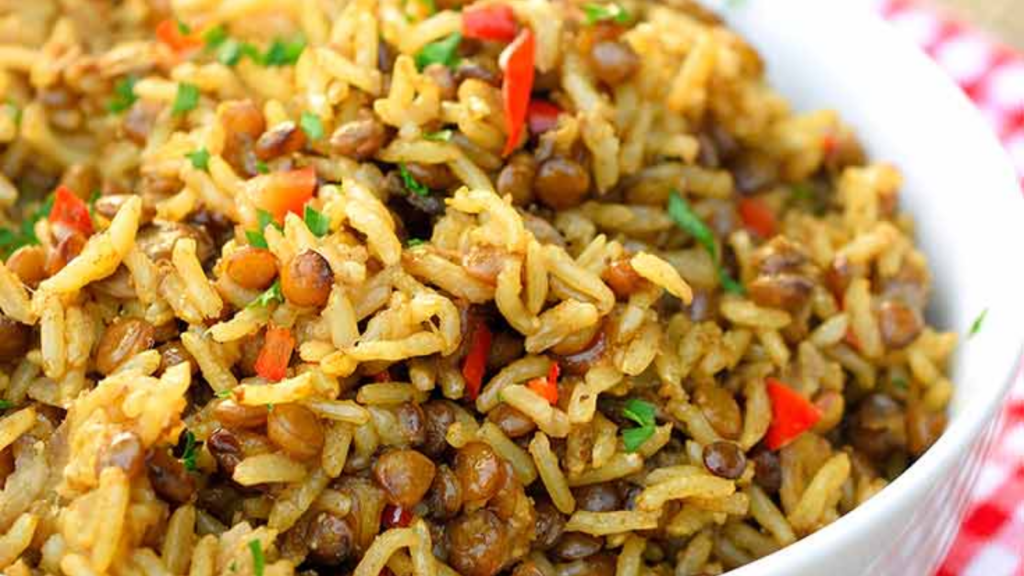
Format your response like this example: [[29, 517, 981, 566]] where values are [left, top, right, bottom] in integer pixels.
[[877, 2, 1024, 574]]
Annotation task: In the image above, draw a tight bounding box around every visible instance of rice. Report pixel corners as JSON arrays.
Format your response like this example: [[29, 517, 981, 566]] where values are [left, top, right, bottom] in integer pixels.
[[0, 0, 959, 573]]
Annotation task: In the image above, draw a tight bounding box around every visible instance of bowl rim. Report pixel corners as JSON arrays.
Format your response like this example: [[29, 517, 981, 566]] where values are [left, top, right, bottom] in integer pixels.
[[701, 1, 1024, 573]]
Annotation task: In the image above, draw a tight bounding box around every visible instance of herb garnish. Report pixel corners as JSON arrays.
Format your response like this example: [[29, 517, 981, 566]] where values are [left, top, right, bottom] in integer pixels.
[[667, 191, 744, 294], [423, 129, 453, 142], [172, 82, 200, 116], [186, 147, 210, 170], [303, 205, 330, 237], [621, 398, 657, 453], [582, 2, 631, 25], [108, 77, 138, 113], [249, 279, 284, 308], [415, 33, 462, 71], [248, 540, 265, 576], [180, 430, 198, 471], [300, 111, 324, 141], [398, 164, 430, 197]]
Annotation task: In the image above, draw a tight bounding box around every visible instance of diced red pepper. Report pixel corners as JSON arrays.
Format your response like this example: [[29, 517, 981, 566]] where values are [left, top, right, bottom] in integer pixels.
[[381, 504, 413, 529], [738, 197, 776, 239], [254, 325, 295, 382], [463, 4, 518, 42], [372, 369, 393, 383], [527, 99, 561, 135], [527, 361, 560, 404], [155, 19, 202, 53], [49, 185, 94, 237], [500, 29, 535, 157], [765, 378, 822, 450], [259, 166, 317, 223], [461, 321, 492, 401]]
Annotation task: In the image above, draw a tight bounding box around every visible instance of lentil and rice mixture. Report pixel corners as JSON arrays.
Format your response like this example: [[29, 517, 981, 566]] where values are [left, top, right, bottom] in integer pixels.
[[0, 0, 958, 574]]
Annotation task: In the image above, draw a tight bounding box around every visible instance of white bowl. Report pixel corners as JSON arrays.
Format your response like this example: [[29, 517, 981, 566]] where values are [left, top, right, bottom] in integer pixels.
[[697, 1, 1024, 574]]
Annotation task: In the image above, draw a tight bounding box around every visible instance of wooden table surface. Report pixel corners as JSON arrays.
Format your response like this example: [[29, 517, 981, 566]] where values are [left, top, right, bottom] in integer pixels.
[[931, 0, 1023, 50]]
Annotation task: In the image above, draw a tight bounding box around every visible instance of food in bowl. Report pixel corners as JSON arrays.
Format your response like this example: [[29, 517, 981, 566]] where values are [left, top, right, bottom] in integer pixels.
[[0, 0, 959, 574]]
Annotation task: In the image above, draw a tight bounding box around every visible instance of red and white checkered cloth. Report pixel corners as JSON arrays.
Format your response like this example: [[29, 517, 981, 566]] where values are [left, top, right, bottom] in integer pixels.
[[876, 2, 1024, 574]]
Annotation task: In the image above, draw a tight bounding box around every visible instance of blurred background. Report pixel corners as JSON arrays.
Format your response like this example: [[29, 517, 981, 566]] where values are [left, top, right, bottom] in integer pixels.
[[932, 0, 1023, 49]]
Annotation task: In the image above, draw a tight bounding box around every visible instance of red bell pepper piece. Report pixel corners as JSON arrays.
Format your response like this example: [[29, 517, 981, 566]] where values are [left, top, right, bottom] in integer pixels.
[[49, 185, 94, 237], [765, 378, 822, 450], [527, 99, 561, 135], [155, 19, 202, 53], [500, 29, 535, 157], [461, 321, 492, 401], [372, 369, 393, 383], [259, 166, 317, 223], [381, 504, 413, 529], [463, 4, 518, 42], [254, 325, 295, 382], [527, 361, 560, 404], [738, 197, 776, 239]]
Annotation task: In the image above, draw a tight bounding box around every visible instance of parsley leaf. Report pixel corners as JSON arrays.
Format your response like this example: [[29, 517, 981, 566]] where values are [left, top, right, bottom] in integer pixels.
[[108, 77, 137, 113], [246, 209, 280, 248], [415, 32, 461, 71], [622, 426, 655, 453], [304, 205, 330, 237], [622, 398, 656, 428], [399, 164, 430, 197], [249, 279, 283, 308], [300, 111, 324, 141], [180, 430, 198, 471], [186, 147, 210, 170], [423, 129, 453, 142], [172, 82, 200, 116], [255, 160, 270, 174], [621, 398, 657, 453], [215, 389, 232, 398], [407, 238, 427, 247], [968, 308, 988, 338], [87, 190, 101, 219], [176, 20, 192, 35], [0, 400, 12, 410], [203, 24, 228, 49], [582, 2, 631, 25], [263, 37, 306, 66], [891, 376, 908, 390], [216, 39, 244, 66], [667, 191, 744, 295], [248, 540, 265, 576]]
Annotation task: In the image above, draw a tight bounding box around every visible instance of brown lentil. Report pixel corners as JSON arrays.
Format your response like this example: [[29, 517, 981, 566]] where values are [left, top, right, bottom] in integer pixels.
[[426, 464, 463, 519], [157, 341, 197, 375], [255, 121, 306, 160], [207, 427, 245, 476], [446, 509, 508, 576], [281, 250, 333, 308], [0, 317, 31, 363], [702, 441, 747, 479], [421, 400, 457, 458], [5, 245, 48, 288], [551, 532, 603, 561], [486, 404, 536, 439], [573, 483, 622, 512], [213, 399, 268, 429], [330, 117, 387, 161], [878, 299, 923, 349], [307, 511, 354, 566], [95, 318, 156, 375], [267, 403, 324, 460], [146, 449, 195, 504], [454, 441, 506, 502], [589, 40, 640, 86], [534, 157, 591, 210], [225, 246, 278, 290], [496, 152, 537, 206], [373, 449, 437, 508]]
